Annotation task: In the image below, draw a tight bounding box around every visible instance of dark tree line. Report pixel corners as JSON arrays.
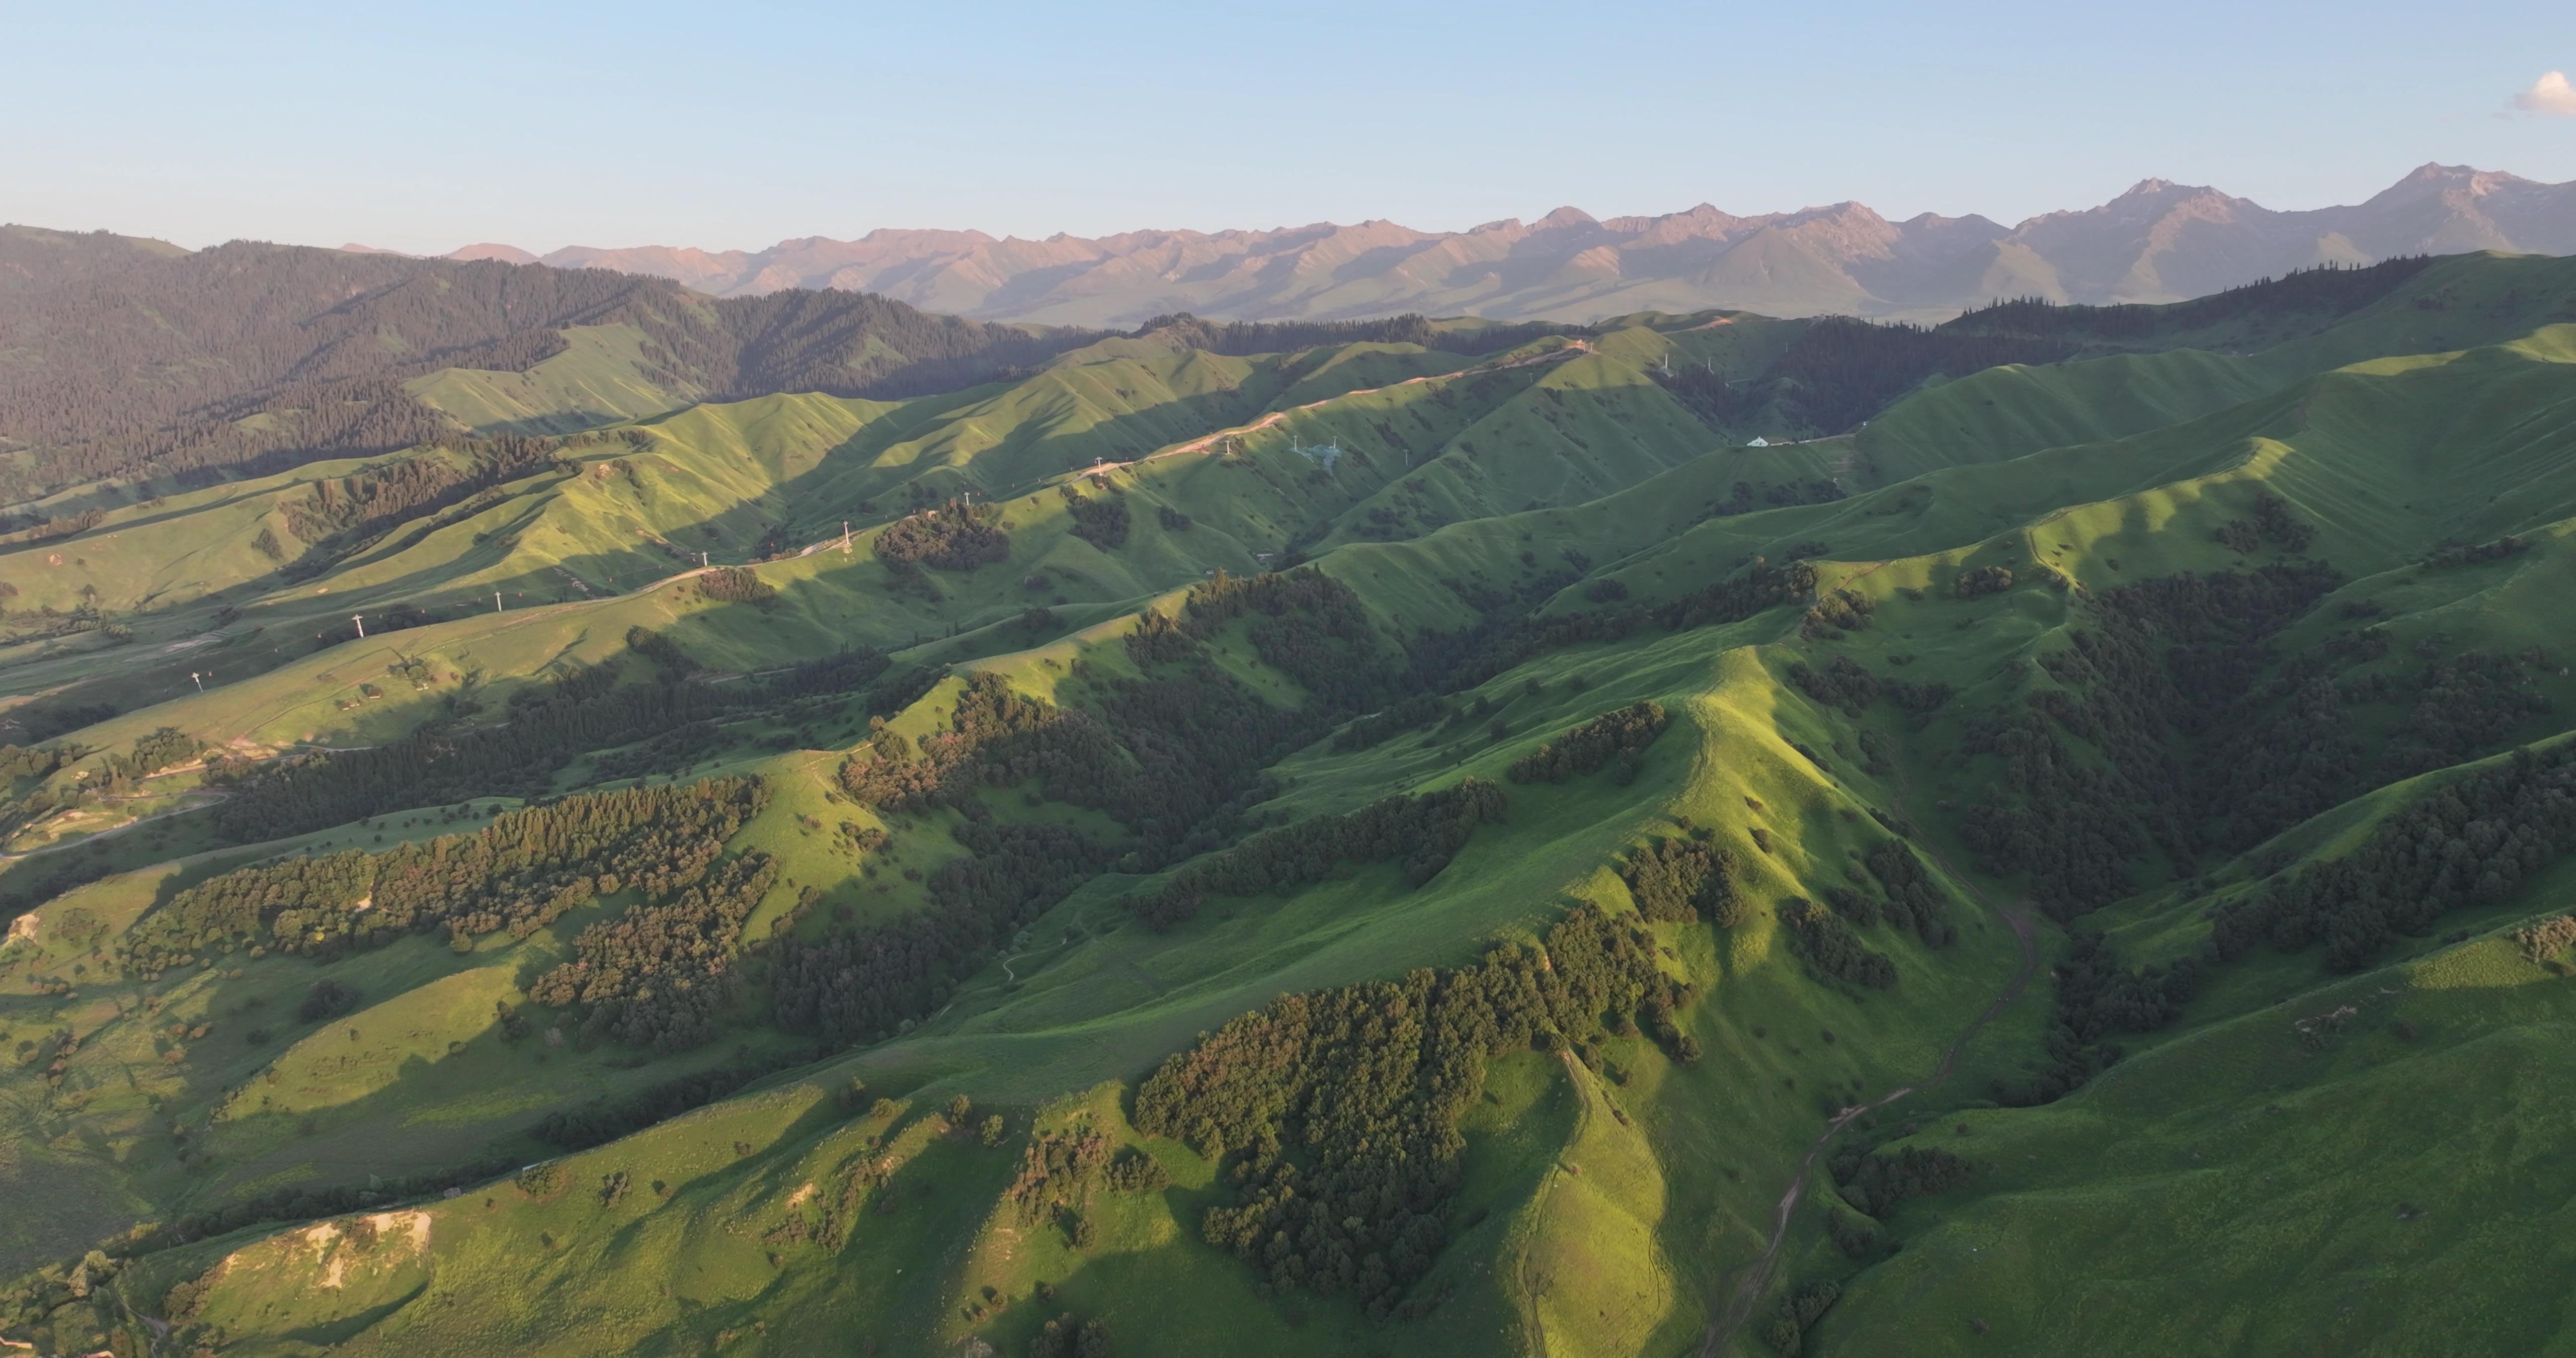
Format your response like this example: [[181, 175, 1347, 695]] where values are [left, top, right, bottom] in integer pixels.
[[1788, 655, 1951, 725], [1829, 1142, 1974, 1217], [1778, 899, 1898, 989], [0, 244, 673, 492], [127, 777, 768, 974], [1507, 702, 1669, 784], [1179, 568, 1395, 711], [2214, 492, 2315, 556], [526, 851, 779, 1051], [1060, 486, 1130, 549], [1621, 835, 1745, 925], [874, 498, 1009, 571], [1132, 901, 1691, 1317], [2000, 932, 2198, 1106], [2214, 741, 2576, 972], [1944, 257, 2435, 344], [2422, 535, 2528, 569], [0, 240, 1136, 493], [1966, 553, 2559, 922], [1959, 563, 2346, 915], [693, 565, 778, 609]]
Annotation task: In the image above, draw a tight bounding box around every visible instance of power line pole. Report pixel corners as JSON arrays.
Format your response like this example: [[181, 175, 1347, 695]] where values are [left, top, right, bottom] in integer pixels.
[[700, 551, 709, 568], [352, 614, 365, 639], [494, 590, 503, 613], [842, 521, 851, 554], [190, 671, 204, 692]]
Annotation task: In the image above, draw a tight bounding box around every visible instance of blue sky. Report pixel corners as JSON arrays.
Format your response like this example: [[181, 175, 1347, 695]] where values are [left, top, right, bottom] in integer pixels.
[[5, 0, 2572, 252]]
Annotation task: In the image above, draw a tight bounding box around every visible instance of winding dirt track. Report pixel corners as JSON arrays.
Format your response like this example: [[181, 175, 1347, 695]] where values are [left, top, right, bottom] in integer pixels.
[[1696, 776, 2041, 1357]]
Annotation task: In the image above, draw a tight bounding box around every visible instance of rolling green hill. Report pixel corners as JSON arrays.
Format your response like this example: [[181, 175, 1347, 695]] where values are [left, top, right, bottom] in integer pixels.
[[5, 251, 2576, 1357]]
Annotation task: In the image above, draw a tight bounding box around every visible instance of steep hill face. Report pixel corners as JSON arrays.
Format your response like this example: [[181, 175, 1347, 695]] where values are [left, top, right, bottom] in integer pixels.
[[479, 164, 2576, 324], [0, 243, 1121, 500], [6, 254, 2576, 1357]]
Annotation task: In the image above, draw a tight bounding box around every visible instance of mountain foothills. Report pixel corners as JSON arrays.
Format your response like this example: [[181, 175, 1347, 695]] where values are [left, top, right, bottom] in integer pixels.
[[412, 163, 2576, 325], [0, 234, 2574, 1357]]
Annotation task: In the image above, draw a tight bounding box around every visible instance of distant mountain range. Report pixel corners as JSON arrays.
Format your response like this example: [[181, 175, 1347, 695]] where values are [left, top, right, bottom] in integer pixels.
[[388, 163, 2576, 325]]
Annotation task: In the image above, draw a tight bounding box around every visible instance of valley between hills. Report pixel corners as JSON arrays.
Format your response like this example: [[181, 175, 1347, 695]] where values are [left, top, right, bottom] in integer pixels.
[[4, 233, 2576, 1356]]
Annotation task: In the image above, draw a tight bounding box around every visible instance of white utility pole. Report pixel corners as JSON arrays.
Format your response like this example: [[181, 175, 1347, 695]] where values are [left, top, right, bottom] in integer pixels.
[[190, 671, 203, 692], [352, 615, 365, 638], [494, 590, 503, 613], [699, 551, 709, 568], [842, 521, 851, 553]]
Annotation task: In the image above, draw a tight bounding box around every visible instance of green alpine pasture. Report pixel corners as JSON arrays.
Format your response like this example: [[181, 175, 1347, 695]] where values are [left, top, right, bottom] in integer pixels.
[[8, 251, 2576, 1356]]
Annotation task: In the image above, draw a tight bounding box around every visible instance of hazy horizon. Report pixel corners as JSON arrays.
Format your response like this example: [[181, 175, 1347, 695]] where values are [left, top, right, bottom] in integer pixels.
[[8, 0, 2573, 256]]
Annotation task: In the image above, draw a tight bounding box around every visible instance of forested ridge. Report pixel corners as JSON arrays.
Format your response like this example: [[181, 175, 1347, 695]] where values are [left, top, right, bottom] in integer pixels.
[[0, 243, 1107, 493], [9, 245, 2576, 1358], [1133, 901, 1692, 1318]]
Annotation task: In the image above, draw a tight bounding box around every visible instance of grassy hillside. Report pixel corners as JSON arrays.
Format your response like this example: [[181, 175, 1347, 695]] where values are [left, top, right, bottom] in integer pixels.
[[7, 253, 2576, 1356]]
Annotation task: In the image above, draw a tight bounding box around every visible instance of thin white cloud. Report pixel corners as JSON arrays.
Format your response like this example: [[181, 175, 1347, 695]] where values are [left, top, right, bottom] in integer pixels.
[[2509, 70, 2576, 116]]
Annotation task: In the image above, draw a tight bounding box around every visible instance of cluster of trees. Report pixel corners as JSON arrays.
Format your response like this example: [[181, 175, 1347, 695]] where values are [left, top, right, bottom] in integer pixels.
[[840, 667, 1306, 857], [1959, 563, 2346, 915], [1787, 656, 1951, 725], [1798, 586, 1875, 641], [874, 498, 1009, 571], [1179, 568, 1393, 711], [771, 818, 1107, 1045], [694, 565, 778, 609], [2513, 914, 2576, 963], [1759, 1279, 1844, 1356], [0, 743, 72, 841], [1059, 487, 1130, 549], [1004, 1125, 1112, 1225], [2423, 535, 2529, 569], [1829, 1143, 1974, 1217], [527, 851, 779, 1051], [1125, 779, 1508, 929], [1506, 701, 1668, 784], [2214, 741, 2576, 971], [2000, 932, 2197, 1105], [1953, 566, 2014, 598], [1132, 901, 1688, 1316], [2381, 651, 2553, 777], [86, 725, 201, 791], [128, 777, 769, 973], [1864, 842, 1954, 946], [2214, 492, 2315, 556], [1620, 835, 1745, 925], [1026, 1313, 1114, 1358], [1778, 898, 1898, 989]]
